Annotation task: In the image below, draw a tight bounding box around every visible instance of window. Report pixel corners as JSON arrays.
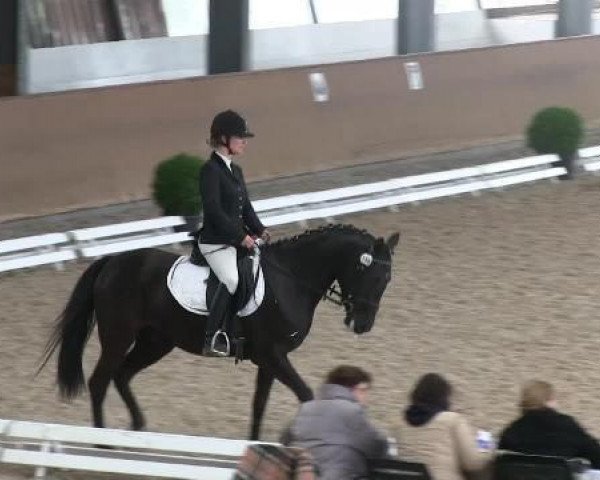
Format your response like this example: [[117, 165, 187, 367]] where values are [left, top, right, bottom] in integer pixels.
[[479, 0, 557, 8], [436, 0, 478, 14], [162, 0, 208, 36], [160, 0, 525, 38], [312, 0, 397, 23], [250, 0, 313, 29]]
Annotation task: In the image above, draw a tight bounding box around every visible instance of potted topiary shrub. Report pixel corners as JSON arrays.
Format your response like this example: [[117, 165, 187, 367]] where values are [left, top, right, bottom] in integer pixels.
[[152, 153, 204, 231], [526, 106, 584, 180]]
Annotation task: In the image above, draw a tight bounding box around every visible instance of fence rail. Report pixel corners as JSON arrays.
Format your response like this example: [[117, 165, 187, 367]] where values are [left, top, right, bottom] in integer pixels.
[[2, 150, 599, 273], [0, 418, 266, 479]]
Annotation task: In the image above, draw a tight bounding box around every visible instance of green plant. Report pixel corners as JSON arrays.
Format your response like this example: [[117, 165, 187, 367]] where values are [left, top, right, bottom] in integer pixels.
[[152, 153, 204, 216], [527, 106, 583, 158]]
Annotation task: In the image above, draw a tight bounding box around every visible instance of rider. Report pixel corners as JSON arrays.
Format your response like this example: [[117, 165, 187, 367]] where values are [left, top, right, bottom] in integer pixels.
[[198, 110, 270, 356]]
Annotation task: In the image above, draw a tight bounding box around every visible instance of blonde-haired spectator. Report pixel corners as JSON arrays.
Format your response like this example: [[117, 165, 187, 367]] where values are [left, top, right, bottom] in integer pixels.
[[519, 379, 555, 411], [499, 380, 600, 468]]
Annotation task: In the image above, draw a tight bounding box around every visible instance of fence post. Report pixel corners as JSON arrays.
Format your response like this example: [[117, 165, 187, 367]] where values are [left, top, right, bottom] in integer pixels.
[[33, 441, 51, 480]]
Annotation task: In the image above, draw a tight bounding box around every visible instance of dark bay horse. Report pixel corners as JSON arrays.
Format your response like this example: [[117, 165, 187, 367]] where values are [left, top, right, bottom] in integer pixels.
[[40, 224, 399, 439]]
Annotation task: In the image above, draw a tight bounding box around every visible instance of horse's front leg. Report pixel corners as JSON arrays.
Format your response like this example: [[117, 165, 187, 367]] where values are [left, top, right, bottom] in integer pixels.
[[250, 366, 275, 440], [267, 352, 314, 402], [250, 351, 313, 440]]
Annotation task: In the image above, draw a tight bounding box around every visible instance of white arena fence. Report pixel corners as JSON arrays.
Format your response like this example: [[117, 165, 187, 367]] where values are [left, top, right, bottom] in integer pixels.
[[0, 418, 271, 480], [1, 149, 599, 274]]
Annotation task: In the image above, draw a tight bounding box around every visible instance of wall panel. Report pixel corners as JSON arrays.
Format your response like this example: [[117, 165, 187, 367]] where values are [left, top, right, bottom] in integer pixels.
[[2, 36, 600, 219]]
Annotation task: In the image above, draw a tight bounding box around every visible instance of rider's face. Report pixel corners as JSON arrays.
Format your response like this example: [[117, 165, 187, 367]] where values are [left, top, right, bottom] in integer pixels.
[[226, 136, 248, 156]]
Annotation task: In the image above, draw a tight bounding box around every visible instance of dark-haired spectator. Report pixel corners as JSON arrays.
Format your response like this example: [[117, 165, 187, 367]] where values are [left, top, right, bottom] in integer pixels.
[[281, 365, 389, 480], [394, 373, 492, 480], [498, 380, 600, 468]]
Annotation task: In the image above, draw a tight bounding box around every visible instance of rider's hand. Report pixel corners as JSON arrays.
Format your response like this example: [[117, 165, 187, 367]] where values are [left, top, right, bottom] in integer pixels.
[[241, 235, 255, 249], [261, 229, 271, 244]]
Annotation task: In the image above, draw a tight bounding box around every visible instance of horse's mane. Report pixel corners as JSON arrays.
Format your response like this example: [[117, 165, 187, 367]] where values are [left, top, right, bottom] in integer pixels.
[[266, 223, 375, 250]]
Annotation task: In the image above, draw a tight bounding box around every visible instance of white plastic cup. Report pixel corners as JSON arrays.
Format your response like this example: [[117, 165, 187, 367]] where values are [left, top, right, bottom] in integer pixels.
[[387, 436, 398, 457], [476, 430, 494, 451]]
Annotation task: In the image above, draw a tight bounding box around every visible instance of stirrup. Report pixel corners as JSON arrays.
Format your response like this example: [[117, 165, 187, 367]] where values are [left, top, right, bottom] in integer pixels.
[[209, 329, 230, 357]]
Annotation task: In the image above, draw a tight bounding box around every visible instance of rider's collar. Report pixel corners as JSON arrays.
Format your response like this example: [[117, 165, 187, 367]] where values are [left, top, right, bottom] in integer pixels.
[[215, 151, 232, 172]]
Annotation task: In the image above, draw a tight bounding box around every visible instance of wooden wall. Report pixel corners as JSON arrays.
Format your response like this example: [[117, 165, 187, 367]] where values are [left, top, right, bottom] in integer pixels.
[[2, 35, 600, 219]]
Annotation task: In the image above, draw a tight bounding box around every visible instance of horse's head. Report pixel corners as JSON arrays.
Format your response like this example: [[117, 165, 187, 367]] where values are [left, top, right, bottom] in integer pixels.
[[336, 232, 400, 334]]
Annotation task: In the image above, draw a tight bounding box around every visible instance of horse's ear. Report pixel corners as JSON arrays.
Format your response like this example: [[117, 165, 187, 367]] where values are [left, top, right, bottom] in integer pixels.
[[386, 232, 400, 254]]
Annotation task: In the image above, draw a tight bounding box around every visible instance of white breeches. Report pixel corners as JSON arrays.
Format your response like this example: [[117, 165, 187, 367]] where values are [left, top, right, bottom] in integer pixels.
[[199, 243, 239, 295]]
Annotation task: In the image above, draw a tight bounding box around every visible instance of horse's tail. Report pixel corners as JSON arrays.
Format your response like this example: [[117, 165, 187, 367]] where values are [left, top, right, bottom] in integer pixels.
[[37, 256, 112, 400]]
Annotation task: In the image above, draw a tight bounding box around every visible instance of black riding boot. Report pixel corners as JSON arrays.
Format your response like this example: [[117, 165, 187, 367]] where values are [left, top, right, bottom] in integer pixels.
[[203, 285, 233, 357]]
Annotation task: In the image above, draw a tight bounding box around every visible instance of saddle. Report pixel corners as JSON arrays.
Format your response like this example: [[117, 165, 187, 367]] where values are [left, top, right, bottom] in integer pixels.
[[189, 232, 258, 312]]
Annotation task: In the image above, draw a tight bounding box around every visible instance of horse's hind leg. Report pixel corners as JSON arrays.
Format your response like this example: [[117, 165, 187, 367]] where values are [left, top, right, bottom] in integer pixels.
[[89, 351, 130, 428], [113, 328, 174, 431], [88, 325, 135, 429]]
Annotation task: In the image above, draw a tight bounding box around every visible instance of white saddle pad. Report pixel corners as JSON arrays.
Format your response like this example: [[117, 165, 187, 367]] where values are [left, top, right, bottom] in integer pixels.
[[166, 255, 265, 317]]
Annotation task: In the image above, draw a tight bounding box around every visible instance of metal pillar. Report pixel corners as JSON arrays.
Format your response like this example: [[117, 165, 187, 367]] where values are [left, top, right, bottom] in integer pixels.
[[309, 0, 319, 24], [0, 0, 17, 95], [208, 0, 249, 74], [0, 0, 17, 65], [397, 0, 435, 55], [556, 0, 593, 38]]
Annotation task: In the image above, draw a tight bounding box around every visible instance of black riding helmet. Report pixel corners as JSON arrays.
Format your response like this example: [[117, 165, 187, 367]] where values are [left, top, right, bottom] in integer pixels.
[[210, 110, 254, 148]]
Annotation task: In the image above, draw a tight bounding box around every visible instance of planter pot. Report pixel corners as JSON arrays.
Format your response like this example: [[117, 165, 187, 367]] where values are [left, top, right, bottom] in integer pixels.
[[558, 153, 576, 180]]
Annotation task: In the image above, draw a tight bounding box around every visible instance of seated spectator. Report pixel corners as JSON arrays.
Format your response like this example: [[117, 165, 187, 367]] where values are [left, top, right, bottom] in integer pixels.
[[234, 443, 318, 480], [394, 373, 492, 480], [280, 365, 389, 480], [498, 380, 600, 468]]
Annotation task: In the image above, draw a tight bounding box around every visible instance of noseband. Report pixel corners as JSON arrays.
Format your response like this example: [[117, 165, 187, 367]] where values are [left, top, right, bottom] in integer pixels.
[[324, 255, 392, 312]]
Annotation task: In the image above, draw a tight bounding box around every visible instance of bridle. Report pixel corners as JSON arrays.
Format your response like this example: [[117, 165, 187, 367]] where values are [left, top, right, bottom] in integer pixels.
[[260, 245, 392, 314], [325, 255, 392, 314]]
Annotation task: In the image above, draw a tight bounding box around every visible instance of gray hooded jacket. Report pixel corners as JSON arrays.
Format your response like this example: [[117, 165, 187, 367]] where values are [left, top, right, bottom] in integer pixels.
[[281, 384, 389, 480]]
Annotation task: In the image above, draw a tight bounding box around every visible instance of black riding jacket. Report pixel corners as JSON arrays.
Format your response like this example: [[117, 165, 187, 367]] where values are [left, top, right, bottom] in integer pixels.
[[198, 152, 265, 246]]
